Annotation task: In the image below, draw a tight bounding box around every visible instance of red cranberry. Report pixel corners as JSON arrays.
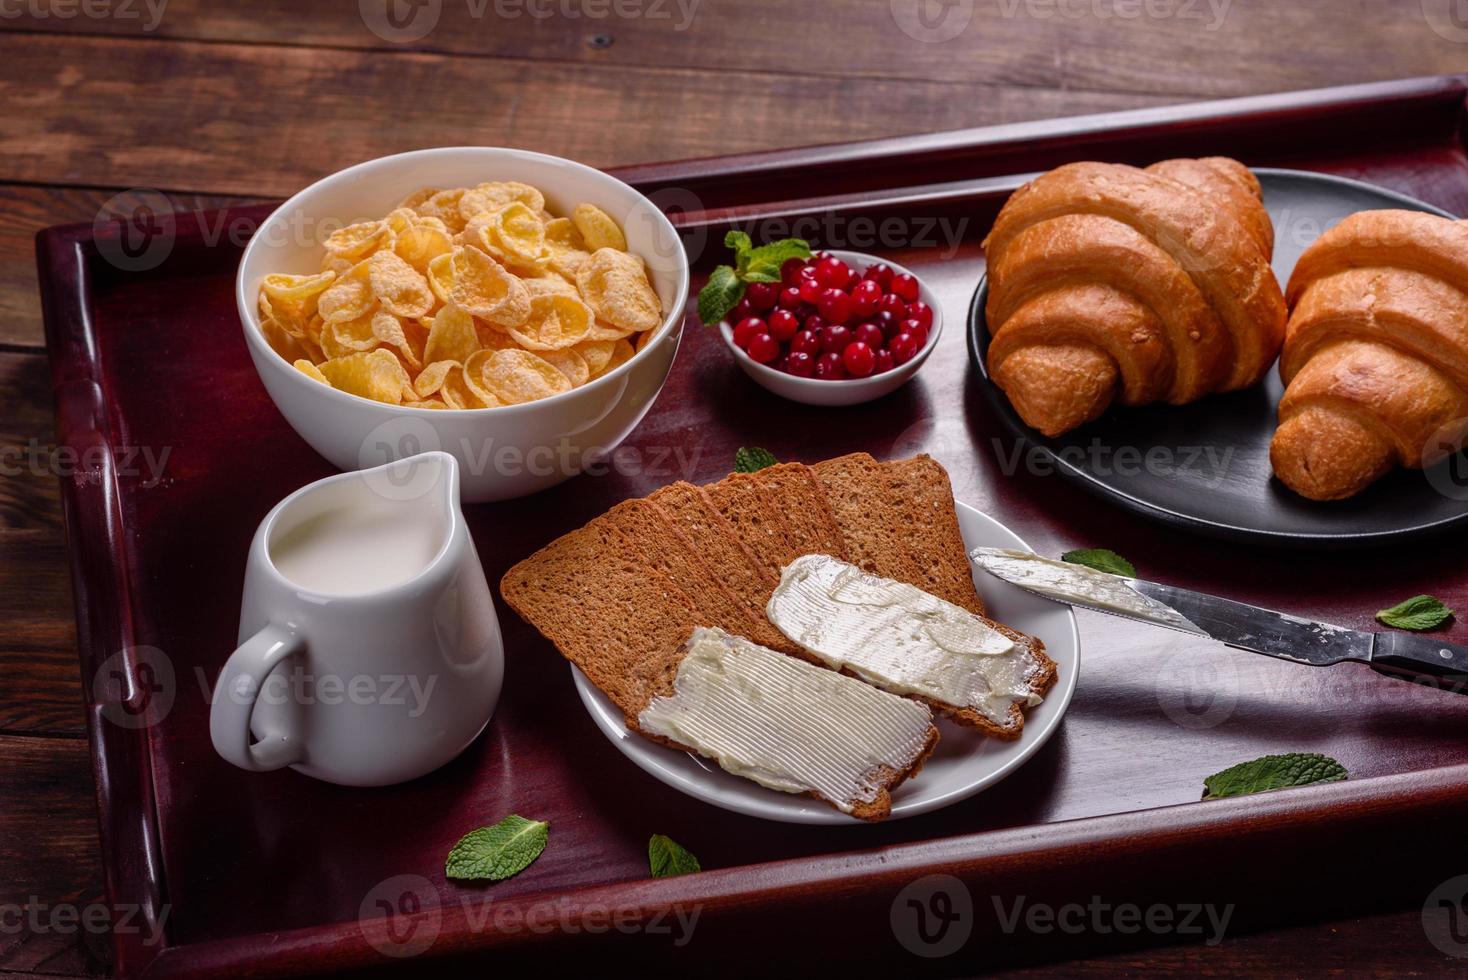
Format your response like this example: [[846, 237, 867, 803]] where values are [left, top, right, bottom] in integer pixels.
[[731, 298, 754, 323], [803, 314, 827, 334], [791, 329, 822, 356], [814, 256, 850, 289], [817, 288, 852, 325], [820, 324, 852, 355], [815, 351, 847, 380], [778, 286, 803, 310], [863, 263, 894, 289], [780, 258, 808, 289], [890, 330, 920, 365], [876, 310, 901, 341], [906, 300, 934, 331], [842, 341, 876, 378], [798, 271, 823, 305], [850, 279, 883, 318], [904, 321, 929, 351], [767, 309, 800, 342], [877, 294, 907, 319], [875, 349, 895, 374], [745, 281, 778, 312], [814, 250, 835, 262], [854, 322, 885, 350], [786, 350, 815, 377], [891, 273, 920, 303], [747, 332, 781, 364], [733, 317, 764, 349]]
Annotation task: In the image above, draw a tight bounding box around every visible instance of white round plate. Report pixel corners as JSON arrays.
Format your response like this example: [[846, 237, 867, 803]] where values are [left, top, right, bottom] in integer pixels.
[[570, 501, 1081, 824]]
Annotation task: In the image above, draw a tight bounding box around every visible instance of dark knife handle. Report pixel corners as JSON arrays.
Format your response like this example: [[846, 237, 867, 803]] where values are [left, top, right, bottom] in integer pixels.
[[1371, 632, 1468, 693]]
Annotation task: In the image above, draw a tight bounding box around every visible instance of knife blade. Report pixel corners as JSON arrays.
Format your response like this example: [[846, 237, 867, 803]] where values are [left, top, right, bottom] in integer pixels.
[[970, 548, 1468, 693]]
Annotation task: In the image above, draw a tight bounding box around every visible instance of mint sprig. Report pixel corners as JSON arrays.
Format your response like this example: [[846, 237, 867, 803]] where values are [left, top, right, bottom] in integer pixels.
[[1202, 753, 1346, 800], [734, 447, 779, 473], [697, 233, 812, 324], [1061, 548, 1136, 578], [445, 815, 548, 882], [648, 834, 701, 878], [1376, 595, 1454, 632]]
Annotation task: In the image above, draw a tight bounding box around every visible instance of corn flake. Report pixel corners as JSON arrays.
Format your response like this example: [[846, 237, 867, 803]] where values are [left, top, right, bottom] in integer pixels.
[[576, 248, 661, 332], [572, 203, 627, 251], [507, 294, 592, 351], [319, 349, 411, 405], [483, 349, 573, 404]]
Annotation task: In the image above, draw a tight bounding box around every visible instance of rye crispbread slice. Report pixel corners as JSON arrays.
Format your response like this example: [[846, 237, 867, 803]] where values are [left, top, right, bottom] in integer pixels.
[[606, 498, 793, 654], [811, 453, 927, 585], [697, 471, 799, 580], [499, 517, 694, 718], [886, 455, 987, 617]]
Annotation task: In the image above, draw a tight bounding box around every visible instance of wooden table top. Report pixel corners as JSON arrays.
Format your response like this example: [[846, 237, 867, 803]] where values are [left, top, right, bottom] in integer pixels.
[[4, 3, 1467, 976]]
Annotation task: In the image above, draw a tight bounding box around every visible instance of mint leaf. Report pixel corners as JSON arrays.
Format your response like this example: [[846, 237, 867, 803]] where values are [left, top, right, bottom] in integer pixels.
[[1376, 595, 1454, 632], [742, 238, 812, 282], [697, 265, 745, 325], [724, 229, 753, 257], [445, 815, 548, 882], [734, 447, 778, 473], [1061, 548, 1136, 578], [648, 834, 701, 878], [1202, 753, 1346, 800]]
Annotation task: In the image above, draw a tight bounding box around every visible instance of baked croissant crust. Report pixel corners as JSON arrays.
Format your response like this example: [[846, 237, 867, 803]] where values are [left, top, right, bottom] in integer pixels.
[[1271, 209, 1468, 500], [983, 157, 1287, 437]]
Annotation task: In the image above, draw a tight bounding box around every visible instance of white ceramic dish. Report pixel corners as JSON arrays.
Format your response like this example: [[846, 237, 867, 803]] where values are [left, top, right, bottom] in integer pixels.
[[236, 147, 690, 503], [717, 250, 942, 407], [571, 500, 1080, 824]]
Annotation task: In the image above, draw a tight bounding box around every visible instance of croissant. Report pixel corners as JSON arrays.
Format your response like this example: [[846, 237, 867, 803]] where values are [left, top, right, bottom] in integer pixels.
[[983, 157, 1287, 437], [1271, 210, 1468, 500]]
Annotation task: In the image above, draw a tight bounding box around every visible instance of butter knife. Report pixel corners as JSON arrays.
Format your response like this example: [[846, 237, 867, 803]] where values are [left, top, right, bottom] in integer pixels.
[[970, 548, 1468, 693]]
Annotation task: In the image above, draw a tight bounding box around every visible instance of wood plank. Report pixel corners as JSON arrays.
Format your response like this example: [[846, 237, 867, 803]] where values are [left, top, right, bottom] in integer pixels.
[[0, 350, 83, 737], [0, 529, 82, 737], [0, 0, 1462, 100], [0, 33, 1171, 198], [0, 185, 262, 349], [0, 734, 107, 977]]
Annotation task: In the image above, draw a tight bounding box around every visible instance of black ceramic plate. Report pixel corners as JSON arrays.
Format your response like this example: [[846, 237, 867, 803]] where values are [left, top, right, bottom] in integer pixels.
[[968, 168, 1467, 548]]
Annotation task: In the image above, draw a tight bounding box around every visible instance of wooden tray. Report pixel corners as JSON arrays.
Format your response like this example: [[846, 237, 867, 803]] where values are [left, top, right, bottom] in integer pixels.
[[38, 75, 1468, 978]]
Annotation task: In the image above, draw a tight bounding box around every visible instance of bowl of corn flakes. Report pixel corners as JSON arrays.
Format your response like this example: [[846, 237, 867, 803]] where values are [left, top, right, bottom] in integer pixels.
[[236, 147, 689, 502]]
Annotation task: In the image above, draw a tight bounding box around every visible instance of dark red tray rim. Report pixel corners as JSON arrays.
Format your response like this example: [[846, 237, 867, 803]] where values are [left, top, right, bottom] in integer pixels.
[[36, 73, 1468, 978]]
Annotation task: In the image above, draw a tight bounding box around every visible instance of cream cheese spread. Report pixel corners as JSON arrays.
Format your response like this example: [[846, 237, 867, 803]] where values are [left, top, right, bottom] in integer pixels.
[[636, 627, 935, 814], [766, 554, 1045, 724], [969, 547, 1199, 632]]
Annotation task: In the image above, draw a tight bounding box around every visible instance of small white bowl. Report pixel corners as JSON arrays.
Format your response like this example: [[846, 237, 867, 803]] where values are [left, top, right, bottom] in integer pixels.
[[237, 147, 689, 503], [718, 250, 941, 407]]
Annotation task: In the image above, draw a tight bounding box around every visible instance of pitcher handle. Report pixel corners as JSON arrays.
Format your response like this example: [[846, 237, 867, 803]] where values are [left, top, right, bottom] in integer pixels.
[[210, 623, 306, 772]]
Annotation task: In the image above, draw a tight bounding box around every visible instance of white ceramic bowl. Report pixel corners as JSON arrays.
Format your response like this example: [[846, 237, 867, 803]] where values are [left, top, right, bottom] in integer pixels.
[[236, 147, 689, 503], [718, 250, 941, 407]]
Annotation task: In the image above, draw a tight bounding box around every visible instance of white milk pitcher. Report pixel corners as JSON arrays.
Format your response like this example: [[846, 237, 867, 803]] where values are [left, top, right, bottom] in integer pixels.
[[210, 451, 503, 786]]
